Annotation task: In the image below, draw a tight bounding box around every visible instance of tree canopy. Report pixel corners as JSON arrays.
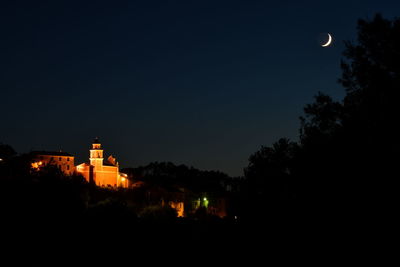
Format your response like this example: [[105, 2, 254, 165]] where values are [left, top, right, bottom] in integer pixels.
[[244, 14, 399, 214], [123, 161, 231, 193]]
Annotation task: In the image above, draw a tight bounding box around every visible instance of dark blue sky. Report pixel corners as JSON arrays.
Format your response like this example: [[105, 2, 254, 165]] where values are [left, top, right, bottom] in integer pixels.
[[1, 0, 399, 176]]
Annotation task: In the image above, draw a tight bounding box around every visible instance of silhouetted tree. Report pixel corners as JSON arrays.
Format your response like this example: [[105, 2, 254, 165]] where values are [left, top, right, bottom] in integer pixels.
[[244, 14, 400, 220], [123, 162, 229, 193], [298, 14, 400, 212], [300, 92, 343, 146], [339, 14, 399, 177], [0, 143, 16, 161], [243, 138, 299, 220], [297, 93, 345, 204], [139, 205, 177, 223]]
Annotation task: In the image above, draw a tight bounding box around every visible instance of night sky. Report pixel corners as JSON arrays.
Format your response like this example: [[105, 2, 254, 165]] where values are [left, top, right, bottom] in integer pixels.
[[1, 0, 399, 176]]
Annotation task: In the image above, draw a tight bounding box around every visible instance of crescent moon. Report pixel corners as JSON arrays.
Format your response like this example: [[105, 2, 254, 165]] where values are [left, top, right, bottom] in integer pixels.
[[322, 33, 332, 47]]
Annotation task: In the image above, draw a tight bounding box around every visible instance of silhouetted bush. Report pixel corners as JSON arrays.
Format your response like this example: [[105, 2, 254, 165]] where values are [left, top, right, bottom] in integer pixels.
[[139, 205, 177, 223]]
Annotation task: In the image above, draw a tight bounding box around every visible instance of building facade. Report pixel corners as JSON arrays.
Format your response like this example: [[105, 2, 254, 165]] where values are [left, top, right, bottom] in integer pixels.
[[76, 138, 129, 188], [31, 151, 75, 175]]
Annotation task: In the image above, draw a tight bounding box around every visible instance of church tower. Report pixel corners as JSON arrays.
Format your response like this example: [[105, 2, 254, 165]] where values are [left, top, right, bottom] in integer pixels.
[[76, 137, 129, 188], [89, 137, 103, 171]]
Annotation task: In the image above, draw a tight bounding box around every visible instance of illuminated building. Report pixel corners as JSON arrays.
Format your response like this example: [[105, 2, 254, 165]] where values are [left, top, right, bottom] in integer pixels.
[[75, 138, 129, 188], [31, 151, 75, 175], [169, 201, 184, 217]]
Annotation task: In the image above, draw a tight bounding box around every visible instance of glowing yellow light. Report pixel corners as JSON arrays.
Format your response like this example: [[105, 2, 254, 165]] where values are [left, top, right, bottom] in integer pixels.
[[121, 177, 126, 182]]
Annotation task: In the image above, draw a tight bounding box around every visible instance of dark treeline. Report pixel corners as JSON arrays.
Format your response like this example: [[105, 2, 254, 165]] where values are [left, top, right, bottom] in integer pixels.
[[122, 162, 231, 193], [0, 14, 397, 253], [243, 14, 398, 220]]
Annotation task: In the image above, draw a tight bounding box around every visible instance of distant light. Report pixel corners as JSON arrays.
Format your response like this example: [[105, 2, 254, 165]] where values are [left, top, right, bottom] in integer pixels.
[[0, 158, 3, 162], [203, 197, 207, 201], [121, 177, 126, 182]]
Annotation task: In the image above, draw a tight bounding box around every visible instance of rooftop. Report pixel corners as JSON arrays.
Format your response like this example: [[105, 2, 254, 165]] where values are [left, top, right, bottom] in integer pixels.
[[31, 151, 73, 157]]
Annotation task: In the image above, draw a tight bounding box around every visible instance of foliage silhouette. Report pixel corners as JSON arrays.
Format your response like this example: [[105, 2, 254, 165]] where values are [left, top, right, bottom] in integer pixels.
[[0, 143, 16, 161], [139, 204, 178, 223], [123, 161, 230, 193], [244, 14, 399, 221]]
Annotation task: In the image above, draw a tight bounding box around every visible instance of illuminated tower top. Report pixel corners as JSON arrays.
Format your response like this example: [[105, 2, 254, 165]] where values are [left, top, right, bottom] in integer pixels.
[[92, 137, 101, 150], [90, 137, 103, 165]]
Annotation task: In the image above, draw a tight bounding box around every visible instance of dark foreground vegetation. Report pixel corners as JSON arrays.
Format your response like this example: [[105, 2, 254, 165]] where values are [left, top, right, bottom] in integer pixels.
[[0, 14, 397, 256]]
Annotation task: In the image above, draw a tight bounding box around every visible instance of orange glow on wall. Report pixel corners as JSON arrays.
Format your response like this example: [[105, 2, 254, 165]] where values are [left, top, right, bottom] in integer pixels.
[[76, 139, 129, 189], [169, 201, 184, 217], [31, 153, 74, 175]]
